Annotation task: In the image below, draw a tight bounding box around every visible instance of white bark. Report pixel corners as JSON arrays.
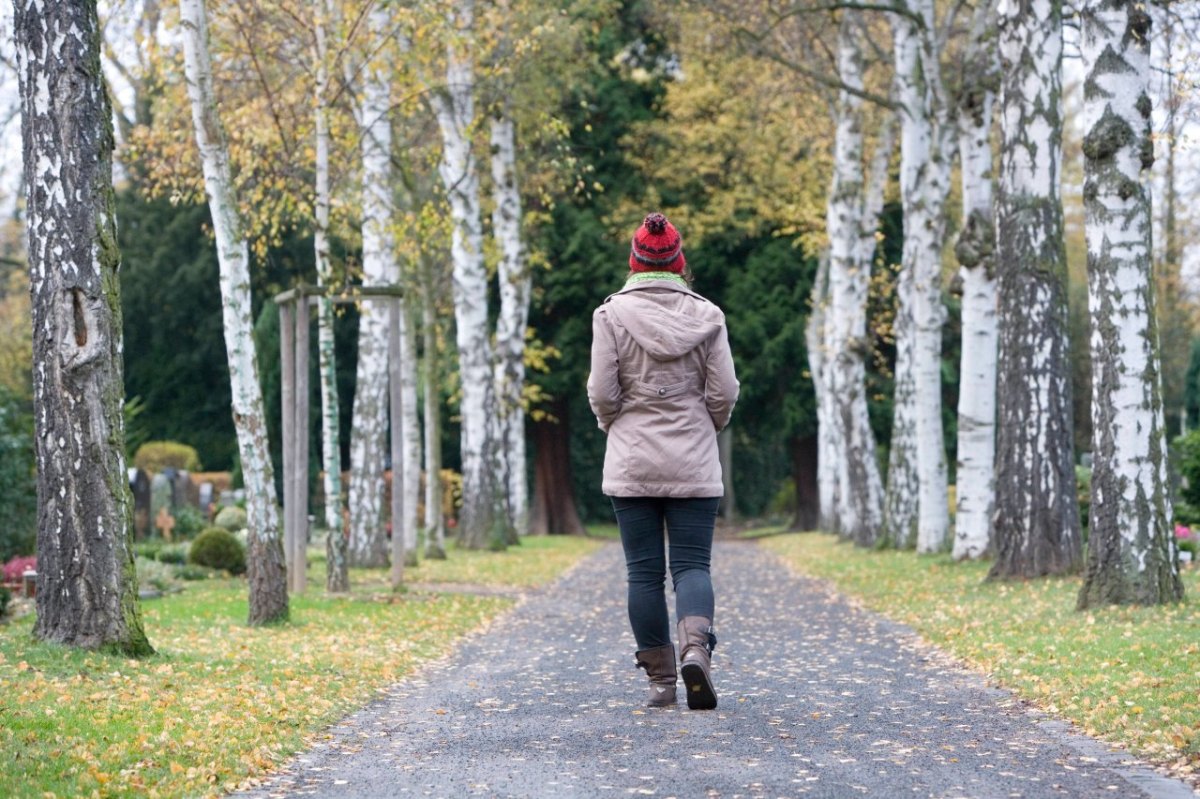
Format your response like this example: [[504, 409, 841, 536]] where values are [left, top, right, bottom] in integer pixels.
[[1077, 0, 1182, 606], [17, 0, 152, 654], [312, 0, 342, 537], [490, 108, 530, 538], [990, 0, 1081, 579], [826, 14, 887, 546], [422, 259, 446, 558], [347, 2, 394, 572], [883, 254, 919, 548], [429, 0, 502, 549], [179, 0, 287, 623], [806, 254, 839, 532], [892, 0, 952, 554], [952, 5, 999, 562]]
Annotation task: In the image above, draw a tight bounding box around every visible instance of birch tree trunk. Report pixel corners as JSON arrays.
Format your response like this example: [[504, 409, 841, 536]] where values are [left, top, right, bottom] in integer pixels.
[[1077, 1, 1183, 607], [893, 0, 951, 554], [989, 0, 1081, 579], [345, 2, 394, 579], [179, 0, 288, 623], [430, 0, 504, 550], [883, 253, 919, 548], [312, 0, 343, 544], [952, 5, 999, 562], [826, 14, 888, 546], [805, 254, 839, 532], [422, 261, 446, 559], [16, 0, 153, 655], [491, 106, 530, 540]]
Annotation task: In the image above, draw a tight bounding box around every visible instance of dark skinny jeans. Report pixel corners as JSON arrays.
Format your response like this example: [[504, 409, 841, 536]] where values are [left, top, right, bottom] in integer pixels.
[[611, 496, 720, 651]]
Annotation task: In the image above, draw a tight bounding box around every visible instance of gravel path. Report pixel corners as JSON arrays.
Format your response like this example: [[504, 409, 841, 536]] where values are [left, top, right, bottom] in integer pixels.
[[238, 540, 1194, 799]]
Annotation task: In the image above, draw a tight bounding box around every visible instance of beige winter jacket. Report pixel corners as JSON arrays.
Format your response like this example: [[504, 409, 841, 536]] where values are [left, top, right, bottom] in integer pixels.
[[587, 278, 740, 498]]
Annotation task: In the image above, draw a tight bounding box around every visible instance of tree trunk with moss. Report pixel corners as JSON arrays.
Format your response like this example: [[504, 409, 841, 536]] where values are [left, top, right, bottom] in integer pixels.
[[989, 0, 1081, 580], [312, 0, 343, 542], [893, 0, 952, 554], [16, 0, 153, 655], [180, 0, 288, 623], [429, 0, 506, 550], [347, 2, 394, 572], [1077, 0, 1183, 607], [952, 2, 999, 561], [826, 14, 887, 546], [805, 254, 839, 533]]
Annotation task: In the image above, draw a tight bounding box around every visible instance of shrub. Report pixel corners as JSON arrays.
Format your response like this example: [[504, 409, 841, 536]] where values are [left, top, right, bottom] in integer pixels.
[[188, 527, 245, 575], [1173, 429, 1200, 508], [133, 540, 164, 560], [213, 505, 247, 532], [156, 543, 190, 565], [173, 505, 207, 539], [135, 557, 181, 593], [1076, 466, 1092, 532], [175, 563, 217, 581], [0, 585, 10, 618], [1175, 501, 1200, 528], [133, 441, 201, 473], [0, 388, 36, 562]]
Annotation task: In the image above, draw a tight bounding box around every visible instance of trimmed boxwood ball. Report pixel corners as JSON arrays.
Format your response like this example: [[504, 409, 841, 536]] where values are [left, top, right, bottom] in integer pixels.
[[188, 527, 246, 575], [213, 505, 247, 532]]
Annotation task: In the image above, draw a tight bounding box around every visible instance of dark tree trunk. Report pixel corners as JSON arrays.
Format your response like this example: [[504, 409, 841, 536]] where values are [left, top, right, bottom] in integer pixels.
[[790, 435, 820, 532], [989, 0, 1081, 580], [529, 397, 587, 536], [16, 0, 152, 655]]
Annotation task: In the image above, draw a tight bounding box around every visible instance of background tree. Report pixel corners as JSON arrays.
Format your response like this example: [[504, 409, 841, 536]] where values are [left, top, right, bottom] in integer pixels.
[[179, 0, 289, 623], [1077, 0, 1183, 607], [990, 0, 1081, 579], [15, 0, 152, 654], [950, 0, 999, 561]]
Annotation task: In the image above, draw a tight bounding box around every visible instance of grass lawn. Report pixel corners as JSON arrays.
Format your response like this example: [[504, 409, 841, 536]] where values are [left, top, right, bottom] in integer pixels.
[[761, 532, 1200, 777], [0, 535, 603, 798]]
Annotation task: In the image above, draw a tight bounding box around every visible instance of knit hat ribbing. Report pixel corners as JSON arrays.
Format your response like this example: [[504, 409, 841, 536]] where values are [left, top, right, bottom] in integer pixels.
[[629, 212, 685, 274]]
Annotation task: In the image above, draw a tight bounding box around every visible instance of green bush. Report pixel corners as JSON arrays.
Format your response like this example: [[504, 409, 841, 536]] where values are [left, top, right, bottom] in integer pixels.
[[1173, 430, 1200, 508], [1076, 466, 1092, 532], [1175, 501, 1200, 528], [173, 505, 207, 539], [213, 505, 247, 532], [0, 585, 10, 618], [156, 542, 190, 565], [0, 387, 36, 562], [133, 441, 201, 473], [135, 557, 181, 593], [175, 563, 217, 581], [133, 540, 164, 560], [188, 527, 245, 575]]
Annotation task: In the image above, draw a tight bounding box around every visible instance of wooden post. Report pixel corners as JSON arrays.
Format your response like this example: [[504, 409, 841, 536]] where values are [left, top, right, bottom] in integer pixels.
[[293, 298, 311, 594], [280, 302, 295, 581], [389, 298, 405, 589]]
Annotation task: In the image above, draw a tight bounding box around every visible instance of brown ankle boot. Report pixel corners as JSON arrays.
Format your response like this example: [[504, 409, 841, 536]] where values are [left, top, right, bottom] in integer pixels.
[[677, 616, 717, 710], [634, 644, 677, 707]]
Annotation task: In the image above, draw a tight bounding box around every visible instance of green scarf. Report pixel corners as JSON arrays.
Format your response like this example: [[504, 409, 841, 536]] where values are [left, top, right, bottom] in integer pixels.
[[625, 271, 688, 289]]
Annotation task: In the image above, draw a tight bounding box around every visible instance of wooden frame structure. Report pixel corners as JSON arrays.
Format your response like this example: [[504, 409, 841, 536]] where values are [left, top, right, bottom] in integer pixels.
[[275, 284, 406, 594]]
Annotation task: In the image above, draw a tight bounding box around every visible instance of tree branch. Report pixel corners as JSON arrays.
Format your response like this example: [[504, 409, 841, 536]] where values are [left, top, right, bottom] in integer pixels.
[[734, 27, 899, 109]]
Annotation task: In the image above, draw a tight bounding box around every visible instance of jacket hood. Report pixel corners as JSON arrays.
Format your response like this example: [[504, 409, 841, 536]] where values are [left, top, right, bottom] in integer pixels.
[[607, 288, 724, 361]]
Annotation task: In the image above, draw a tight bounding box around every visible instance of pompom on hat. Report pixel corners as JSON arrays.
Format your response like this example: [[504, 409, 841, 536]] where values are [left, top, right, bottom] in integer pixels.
[[629, 212, 686, 274]]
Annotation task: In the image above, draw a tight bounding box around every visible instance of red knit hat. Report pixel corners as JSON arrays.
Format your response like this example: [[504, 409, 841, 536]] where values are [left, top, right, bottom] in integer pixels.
[[629, 212, 685, 274]]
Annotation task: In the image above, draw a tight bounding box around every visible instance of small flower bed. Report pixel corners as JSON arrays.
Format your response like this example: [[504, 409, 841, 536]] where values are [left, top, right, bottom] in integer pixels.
[[1174, 524, 1197, 559], [1, 555, 35, 584]]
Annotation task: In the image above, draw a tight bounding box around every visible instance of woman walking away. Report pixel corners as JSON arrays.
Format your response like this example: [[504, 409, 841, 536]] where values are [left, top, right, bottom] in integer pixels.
[[587, 212, 739, 710]]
